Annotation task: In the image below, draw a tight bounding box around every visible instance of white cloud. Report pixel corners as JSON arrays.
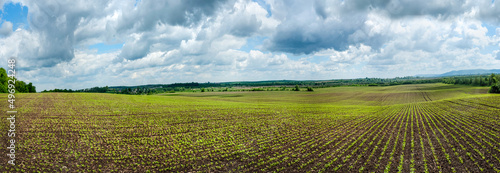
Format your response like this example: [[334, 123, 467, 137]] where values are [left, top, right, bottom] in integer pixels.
[[0, 29, 42, 68], [316, 44, 374, 64], [0, 21, 13, 36]]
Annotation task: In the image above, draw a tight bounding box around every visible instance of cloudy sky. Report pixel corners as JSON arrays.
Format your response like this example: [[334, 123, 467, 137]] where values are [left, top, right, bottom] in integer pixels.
[[0, 0, 499, 91]]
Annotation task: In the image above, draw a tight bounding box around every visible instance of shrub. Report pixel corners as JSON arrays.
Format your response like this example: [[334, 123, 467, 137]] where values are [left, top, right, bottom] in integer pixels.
[[307, 87, 314, 91], [489, 84, 500, 93], [294, 85, 300, 91]]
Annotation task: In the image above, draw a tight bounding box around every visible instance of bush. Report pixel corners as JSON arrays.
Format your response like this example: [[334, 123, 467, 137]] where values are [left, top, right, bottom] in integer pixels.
[[0, 83, 7, 93], [251, 88, 265, 91], [307, 87, 314, 91], [294, 85, 300, 91], [489, 84, 500, 93]]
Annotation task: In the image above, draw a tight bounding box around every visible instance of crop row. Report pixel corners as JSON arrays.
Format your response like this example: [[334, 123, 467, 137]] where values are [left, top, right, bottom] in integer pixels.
[[1, 93, 499, 172]]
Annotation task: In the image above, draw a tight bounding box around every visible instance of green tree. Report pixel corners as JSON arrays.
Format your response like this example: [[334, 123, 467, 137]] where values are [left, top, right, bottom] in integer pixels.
[[0, 68, 8, 93], [307, 86, 314, 91], [490, 74, 500, 93], [490, 74, 497, 86], [15, 81, 27, 93], [294, 85, 300, 91], [473, 77, 479, 86], [0, 83, 7, 93], [489, 84, 500, 93], [0, 68, 7, 84], [27, 82, 36, 93]]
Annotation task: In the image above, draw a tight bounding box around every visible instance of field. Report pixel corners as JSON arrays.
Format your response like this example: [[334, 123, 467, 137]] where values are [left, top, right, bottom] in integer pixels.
[[1, 83, 500, 172]]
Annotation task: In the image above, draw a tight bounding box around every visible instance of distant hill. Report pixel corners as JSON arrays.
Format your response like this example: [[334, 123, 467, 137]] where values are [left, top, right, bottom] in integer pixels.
[[417, 69, 500, 77]]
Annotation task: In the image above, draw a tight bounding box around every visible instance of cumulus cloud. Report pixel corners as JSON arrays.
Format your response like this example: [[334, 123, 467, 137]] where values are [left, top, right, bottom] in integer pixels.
[[475, 0, 500, 24], [117, 0, 231, 32], [114, 0, 247, 60], [20, 0, 111, 67], [265, 1, 357, 54], [369, 0, 468, 18], [316, 44, 375, 64], [264, 0, 500, 55], [0, 21, 13, 36], [221, 1, 277, 37], [264, 0, 394, 54]]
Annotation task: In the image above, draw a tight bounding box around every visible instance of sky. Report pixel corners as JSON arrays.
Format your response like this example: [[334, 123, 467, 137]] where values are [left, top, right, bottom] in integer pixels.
[[0, 0, 499, 91]]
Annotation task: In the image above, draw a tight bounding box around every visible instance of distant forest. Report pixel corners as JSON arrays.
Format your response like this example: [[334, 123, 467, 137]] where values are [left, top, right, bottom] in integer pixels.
[[43, 76, 442, 94], [442, 74, 500, 93], [41, 74, 500, 94], [0, 67, 36, 93]]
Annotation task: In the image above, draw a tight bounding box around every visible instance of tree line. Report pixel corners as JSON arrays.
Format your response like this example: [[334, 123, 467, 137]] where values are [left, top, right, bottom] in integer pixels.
[[0, 68, 36, 93], [442, 74, 500, 93], [42, 86, 172, 95], [42, 77, 444, 95], [42, 86, 109, 93]]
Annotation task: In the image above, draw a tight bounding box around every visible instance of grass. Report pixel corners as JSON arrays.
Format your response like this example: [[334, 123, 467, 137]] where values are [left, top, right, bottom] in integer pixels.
[[0, 83, 499, 172]]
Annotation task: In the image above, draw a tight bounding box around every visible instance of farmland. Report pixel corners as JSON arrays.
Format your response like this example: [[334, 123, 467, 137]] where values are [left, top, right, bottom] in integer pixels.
[[1, 83, 500, 172]]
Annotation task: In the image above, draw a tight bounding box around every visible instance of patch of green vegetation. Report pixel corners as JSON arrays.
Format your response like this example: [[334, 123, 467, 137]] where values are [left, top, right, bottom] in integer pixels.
[[2, 84, 499, 172]]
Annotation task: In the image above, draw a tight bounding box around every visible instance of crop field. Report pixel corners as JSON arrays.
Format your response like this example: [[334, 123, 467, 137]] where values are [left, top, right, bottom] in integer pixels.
[[1, 83, 500, 172]]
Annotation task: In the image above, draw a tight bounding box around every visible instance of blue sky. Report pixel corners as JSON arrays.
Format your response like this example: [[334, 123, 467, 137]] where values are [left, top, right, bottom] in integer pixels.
[[0, 3, 28, 29], [87, 43, 124, 54], [0, 0, 499, 91]]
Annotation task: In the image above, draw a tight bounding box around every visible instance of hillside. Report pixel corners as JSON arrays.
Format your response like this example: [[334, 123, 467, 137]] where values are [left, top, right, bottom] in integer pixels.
[[417, 69, 500, 77], [7, 84, 500, 172]]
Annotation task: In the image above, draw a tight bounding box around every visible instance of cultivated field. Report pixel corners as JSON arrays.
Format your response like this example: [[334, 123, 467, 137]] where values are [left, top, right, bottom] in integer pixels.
[[1, 83, 499, 172]]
